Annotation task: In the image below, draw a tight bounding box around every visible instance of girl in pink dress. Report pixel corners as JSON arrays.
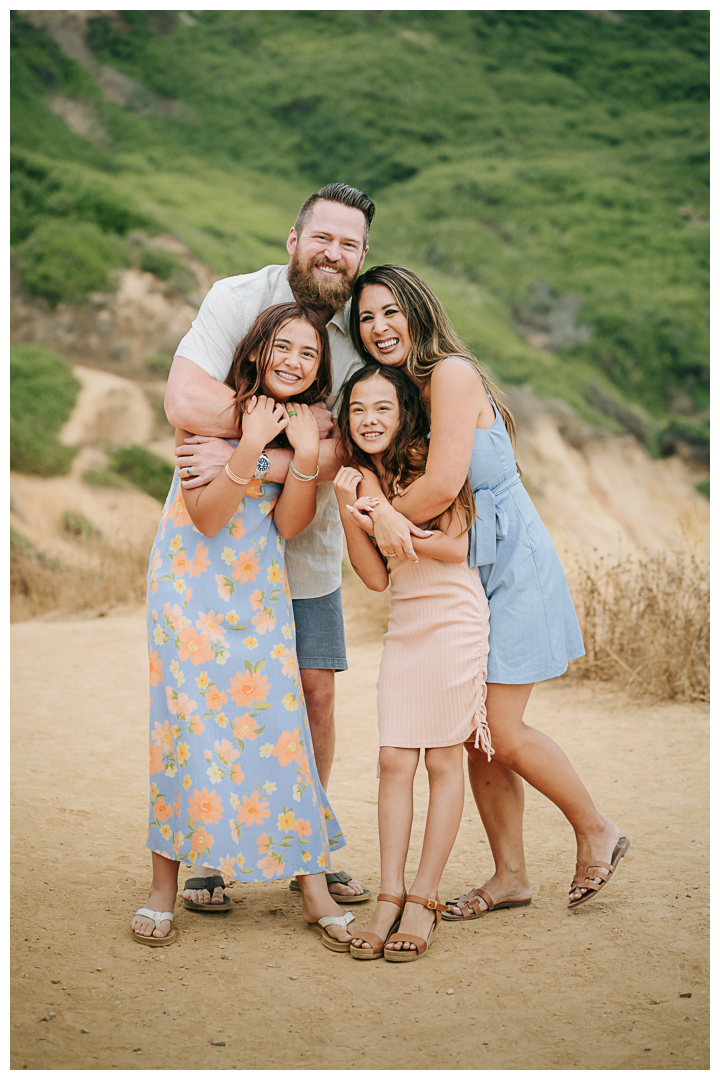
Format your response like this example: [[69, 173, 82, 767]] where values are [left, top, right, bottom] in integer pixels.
[[333, 363, 491, 963]]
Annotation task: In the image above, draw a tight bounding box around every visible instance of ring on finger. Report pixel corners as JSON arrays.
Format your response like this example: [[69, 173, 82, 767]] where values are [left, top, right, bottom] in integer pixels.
[[287, 409, 297, 418], [386, 551, 397, 557]]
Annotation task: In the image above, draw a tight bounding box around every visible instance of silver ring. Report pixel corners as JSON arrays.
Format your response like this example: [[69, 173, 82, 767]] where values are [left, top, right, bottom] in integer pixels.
[[387, 551, 397, 558], [184, 467, 195, 477]]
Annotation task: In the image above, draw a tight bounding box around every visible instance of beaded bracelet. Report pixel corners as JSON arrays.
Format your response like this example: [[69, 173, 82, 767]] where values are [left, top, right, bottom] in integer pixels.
[[225, 462, 252, 485], [289, 460, 319, 482]]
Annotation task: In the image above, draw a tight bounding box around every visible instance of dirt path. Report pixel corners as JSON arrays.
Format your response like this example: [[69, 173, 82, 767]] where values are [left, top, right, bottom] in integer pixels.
[[11, 592, 708, 1070]]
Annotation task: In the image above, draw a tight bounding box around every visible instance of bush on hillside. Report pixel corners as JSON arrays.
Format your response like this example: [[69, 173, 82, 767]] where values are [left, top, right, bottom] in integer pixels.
[[107, 445, 175, 503], [16, 219, 130, 306], [10, 344, 80, 476], [139, 247, 196, 292]]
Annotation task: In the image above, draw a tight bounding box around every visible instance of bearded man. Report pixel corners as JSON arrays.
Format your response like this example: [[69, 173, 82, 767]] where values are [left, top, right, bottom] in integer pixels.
[[163, 183, 374, 909]]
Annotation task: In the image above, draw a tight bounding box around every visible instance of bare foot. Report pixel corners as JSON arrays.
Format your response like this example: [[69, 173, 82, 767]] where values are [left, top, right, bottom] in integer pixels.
[[182, 867, 226, 907], [131, 885, 177, 940], [384, 898, 436, 953], [445, 872, 532, 918], [350, 897, 402, 951], [569, 817, 621, 902]]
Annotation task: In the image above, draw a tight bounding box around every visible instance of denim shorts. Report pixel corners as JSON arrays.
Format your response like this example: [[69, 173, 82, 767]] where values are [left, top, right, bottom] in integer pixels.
[[293, 585, 348, 671]]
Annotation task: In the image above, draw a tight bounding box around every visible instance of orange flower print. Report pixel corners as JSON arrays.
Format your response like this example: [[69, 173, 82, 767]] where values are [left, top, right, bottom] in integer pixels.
[[235, 790, 271, 828], [244, 481, 263, 499], [292, 818, 312, 839], [178, 627, 214, 666], [252, 607, 276, 635], [191, 826, 214, 855], [149, 738, 164, 775], [149, 548, 162, 594], [227, 515, 245, 539], [281, 649, 298, 680], [187, 714, 205, 736], [191, 541, 210, 577], [257, 833, 271, 854], [154, 796, 174, 823], [204, 686, 228, 711], [230, 764, 244, 784], [229, 670, 270, 709], [232, 714, 262, 742], [214, 738, 240, 765], [277, 809, 296, 832], [197, 610, 225, 641], [218, 855, 238, 880], [257, 852, 284, 879], [149, 648, 163, 687], [187, 786, 224, 825], [151, 719, 174, 755], [232, 547, 260, 584], [215, 574, 235, 602], [171, 551, 192, 577], [249, 589, 263, 612], [272, 729, 304, 768]]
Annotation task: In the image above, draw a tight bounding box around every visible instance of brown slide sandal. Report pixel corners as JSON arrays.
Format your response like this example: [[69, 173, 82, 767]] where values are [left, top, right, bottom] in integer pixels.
[[442, 886, 532, 922], [568, 836, 631, 908]]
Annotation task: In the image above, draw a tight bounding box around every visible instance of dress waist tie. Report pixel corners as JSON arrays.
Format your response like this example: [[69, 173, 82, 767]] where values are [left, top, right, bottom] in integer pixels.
[[467, 473, 522, 570]]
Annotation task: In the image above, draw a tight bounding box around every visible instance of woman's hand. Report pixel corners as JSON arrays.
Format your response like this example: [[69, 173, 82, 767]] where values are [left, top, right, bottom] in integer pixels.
[[344, 496, 380, 535], [373, 502, 433, 563], [175, 436, 234, 489], [284, 402, 320, 457], [242, 395, 288, 448]]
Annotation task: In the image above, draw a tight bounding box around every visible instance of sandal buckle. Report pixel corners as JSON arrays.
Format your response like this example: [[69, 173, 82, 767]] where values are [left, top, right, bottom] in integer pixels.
[[426, 899, 437, 910]]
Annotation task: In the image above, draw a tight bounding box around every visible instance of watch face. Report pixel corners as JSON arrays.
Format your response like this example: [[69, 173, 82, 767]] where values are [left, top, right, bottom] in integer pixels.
[[255, 453, 270, 477]]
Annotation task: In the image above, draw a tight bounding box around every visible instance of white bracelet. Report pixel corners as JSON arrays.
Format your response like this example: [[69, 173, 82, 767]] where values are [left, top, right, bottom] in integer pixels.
[[225, 462, 252, 485], [289, 461, 319, 482]]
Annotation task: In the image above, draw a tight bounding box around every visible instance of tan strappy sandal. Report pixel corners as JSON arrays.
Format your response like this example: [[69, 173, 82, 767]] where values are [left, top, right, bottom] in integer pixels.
[[349, 892, 405, 960], [442, 886, 532, 922], [568, 836, 631, 908], [383, 894, 447, 963]]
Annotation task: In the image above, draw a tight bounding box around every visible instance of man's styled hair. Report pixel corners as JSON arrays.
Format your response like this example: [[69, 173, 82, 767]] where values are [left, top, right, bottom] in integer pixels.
[[294, 183, 375, 246]]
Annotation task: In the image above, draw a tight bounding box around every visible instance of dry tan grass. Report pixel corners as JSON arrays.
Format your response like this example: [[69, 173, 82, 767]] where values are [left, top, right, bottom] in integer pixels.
[[10, 533, 151, 622], [565, 548, 709, 702]]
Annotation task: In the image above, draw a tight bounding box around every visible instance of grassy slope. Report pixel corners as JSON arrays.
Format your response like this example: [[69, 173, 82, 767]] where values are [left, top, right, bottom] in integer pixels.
[[10, 10, 709, 448]]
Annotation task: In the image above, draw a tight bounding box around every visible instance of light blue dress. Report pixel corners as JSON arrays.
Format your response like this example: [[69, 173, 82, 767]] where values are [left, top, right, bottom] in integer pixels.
[[466, 393, 585, 684], [145, 457, 345, 880]]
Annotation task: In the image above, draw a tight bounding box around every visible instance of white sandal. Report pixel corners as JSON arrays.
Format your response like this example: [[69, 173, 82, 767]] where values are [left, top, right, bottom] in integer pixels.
[[307, 910, 357, 952], [132, 907, 177, 947]]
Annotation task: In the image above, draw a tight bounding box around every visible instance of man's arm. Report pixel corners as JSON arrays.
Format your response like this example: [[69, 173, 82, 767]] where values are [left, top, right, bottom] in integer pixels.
[[165, 356, 239, 435], [264, 437, 342, 485]]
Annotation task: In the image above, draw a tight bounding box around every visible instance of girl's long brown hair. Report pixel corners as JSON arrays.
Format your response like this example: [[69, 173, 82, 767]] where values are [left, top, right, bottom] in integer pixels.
[[350, 264, 520, 470], [336, 364, 476, 535], [226, 303, 332, 433]]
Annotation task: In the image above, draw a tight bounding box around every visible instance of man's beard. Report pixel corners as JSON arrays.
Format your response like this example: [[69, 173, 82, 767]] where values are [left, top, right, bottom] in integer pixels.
[[287, 252, 356, 312]]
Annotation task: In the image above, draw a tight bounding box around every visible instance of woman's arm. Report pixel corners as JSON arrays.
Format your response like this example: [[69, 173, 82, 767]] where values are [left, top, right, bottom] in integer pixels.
[[334, 468, 388, 592], [272, 405, 321, 539], [411, 507, 470, 564], [179, 397, 288, 536]]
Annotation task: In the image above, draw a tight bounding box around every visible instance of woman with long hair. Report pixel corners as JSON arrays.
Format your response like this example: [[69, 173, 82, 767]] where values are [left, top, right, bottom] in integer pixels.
[[345, 266, 628, 922]]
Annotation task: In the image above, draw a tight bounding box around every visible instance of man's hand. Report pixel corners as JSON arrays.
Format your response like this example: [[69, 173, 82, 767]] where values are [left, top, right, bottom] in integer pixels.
[[308, 401, 333, 440], [175, 436, 234, 489]]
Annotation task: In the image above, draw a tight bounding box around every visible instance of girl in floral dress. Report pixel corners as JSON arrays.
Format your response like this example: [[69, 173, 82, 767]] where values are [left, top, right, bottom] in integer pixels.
[[131, 303, 362, 950]]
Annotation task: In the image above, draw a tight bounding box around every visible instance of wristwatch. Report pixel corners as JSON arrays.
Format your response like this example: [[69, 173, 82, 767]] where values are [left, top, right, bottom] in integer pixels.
[[253, 452, 270, 480]]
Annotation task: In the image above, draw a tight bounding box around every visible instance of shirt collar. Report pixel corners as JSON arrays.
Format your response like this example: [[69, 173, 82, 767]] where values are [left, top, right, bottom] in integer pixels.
[[278, 265, 351, 337]]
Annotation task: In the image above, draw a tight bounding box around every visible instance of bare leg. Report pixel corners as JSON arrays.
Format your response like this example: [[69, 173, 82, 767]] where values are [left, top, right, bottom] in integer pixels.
[[130, 852, 179, 939], [454, 683, 619, 910], [352, 746, 419, 951], [387, 744, 465, 953], [300, 666, 363, 898], [298, 871, 363, 944]]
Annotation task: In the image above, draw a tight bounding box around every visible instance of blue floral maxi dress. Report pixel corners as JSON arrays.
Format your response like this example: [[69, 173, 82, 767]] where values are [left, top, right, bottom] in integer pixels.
[[145, 463, 345, 881]]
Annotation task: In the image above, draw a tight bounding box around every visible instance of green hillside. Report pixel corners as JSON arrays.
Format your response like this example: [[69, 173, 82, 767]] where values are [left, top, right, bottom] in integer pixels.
[[10, 10, 709, 456]]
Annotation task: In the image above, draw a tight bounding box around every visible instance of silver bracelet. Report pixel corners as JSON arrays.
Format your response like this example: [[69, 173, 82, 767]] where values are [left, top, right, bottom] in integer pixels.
[[289, 460, 319, 482]]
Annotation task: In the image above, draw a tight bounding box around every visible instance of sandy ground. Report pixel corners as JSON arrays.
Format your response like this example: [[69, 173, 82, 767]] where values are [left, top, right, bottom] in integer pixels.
[[11, 577, 709, 1071]]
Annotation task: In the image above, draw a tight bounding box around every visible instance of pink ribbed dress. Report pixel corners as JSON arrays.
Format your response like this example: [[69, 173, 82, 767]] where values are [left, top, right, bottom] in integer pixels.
[[376, 551, 493, 756]]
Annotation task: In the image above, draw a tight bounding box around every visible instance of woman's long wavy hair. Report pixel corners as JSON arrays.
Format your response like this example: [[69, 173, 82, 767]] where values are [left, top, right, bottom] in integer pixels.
[[349, 264, 520, 468], [226, 303, 333, 433], [336, 364, 476, 534]]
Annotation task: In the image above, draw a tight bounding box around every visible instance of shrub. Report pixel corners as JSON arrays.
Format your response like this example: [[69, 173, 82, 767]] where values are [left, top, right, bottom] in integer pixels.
[[61, 511, 99, 539], [145, 353, 173, 373], [139, 247, 196, 292], [566, 549, 709, 702], [82, 468, 133, 490], [16, 218, 130, 306], [10, 344, 80, 476], [107, 445, 175, 502]]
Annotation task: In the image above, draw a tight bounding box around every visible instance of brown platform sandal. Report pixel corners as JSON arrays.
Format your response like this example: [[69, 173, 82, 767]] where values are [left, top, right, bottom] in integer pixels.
[[442, 886, 532, 922], [568, 836, 631, 908], [383, 894, 447, 963], [349, 892, 405, 961]]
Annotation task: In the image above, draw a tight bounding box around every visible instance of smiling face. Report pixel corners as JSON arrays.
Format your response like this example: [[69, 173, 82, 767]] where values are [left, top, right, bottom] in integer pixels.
[[347, 373, 401, 457], [286, 200, 368, 311], [259, 318, 321, 400], [357, 284, 412, 369]]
